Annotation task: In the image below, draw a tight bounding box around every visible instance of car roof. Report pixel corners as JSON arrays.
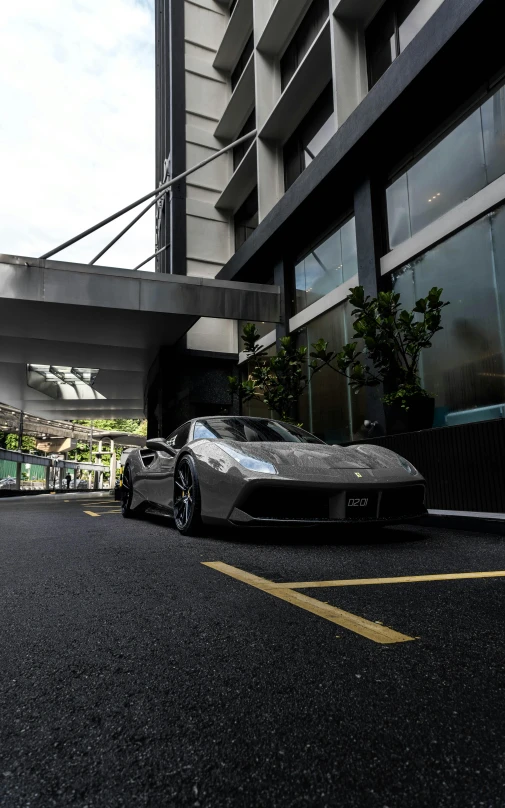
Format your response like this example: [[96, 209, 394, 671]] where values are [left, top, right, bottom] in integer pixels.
[[194, 416, 269, 422]]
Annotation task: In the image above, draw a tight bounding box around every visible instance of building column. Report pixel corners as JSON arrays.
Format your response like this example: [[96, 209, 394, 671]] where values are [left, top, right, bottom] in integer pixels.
[[15, 460, 22, 490], [45, 464, 51, 491], [110, 440, 117, 488], [253, 0, 284, 222], [354, 175, 385, 428], [168, 0, 186, 275], [274, 258, 291, 349]]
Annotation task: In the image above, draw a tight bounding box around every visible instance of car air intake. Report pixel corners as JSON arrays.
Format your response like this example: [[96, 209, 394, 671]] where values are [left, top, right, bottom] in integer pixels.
[[379, 485, 426, 518], [241, 486, 331, 520]]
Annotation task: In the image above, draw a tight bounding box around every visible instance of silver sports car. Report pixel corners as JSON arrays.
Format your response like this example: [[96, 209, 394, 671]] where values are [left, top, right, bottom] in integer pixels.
[[121, 416, 427, 534]]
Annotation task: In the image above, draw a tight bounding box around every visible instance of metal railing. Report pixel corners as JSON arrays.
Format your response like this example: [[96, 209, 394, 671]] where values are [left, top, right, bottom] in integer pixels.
[[40, 130, 257, 270]]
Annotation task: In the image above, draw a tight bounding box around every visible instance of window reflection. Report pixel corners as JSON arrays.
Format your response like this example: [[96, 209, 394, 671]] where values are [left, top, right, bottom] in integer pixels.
[[294, 217, 357, 313], [297, 303, 366, 443], [391, 207, 505, 427], [386, 84, 505, 249]]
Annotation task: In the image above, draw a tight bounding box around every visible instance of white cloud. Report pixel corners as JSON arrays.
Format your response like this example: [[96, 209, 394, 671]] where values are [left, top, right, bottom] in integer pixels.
[[0, 0, 156, 269]]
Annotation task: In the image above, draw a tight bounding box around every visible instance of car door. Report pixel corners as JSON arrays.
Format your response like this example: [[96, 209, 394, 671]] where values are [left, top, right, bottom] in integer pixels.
[[146, 423, 192, 511]]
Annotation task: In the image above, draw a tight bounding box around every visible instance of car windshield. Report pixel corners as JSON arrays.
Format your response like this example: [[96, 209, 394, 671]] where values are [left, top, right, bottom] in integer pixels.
[[193, 418, 325, 444]]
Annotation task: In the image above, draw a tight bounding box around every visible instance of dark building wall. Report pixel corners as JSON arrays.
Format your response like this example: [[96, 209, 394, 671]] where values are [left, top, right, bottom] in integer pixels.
[[145, 346, 239, 438]]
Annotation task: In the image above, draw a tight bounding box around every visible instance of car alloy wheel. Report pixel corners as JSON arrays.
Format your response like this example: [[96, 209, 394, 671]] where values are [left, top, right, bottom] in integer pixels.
[[173, 457, 202, 535]]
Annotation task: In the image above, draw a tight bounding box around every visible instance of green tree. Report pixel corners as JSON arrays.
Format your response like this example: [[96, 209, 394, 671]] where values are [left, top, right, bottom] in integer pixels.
[[228, 324, 316, 423], [310, 286, 448, 410], [0, 433, 36, 452], [68, 418, 146, 463]]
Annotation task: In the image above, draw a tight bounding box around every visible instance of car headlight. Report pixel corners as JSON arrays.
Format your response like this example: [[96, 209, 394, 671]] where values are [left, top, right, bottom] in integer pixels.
[[220, 445, 278, 475], [398, 455, 418, 475]]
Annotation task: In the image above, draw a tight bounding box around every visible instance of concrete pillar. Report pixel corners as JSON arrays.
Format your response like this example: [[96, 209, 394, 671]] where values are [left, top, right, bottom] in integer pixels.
[[253, 0, 284, 222], [110, 440, 117, 489], [330, 11, 368, 130], [15, 461, 22, 491], [274, 258, 291, 349]]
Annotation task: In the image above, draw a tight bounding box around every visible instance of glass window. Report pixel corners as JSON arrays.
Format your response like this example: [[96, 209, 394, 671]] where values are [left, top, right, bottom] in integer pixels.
[[234, 187, 258, 252], [391, 207, 505, 427], [386, 84, 505, 249], [166, 423, 191, 450], [195, 417, 325, 443], [366, 0, 444, 88], [293, 217, 357, 313], [193, 422, 219, 441], [297, 303, 366, 444], [481, 86, 505, 185], [233, 109, 256, 172], [238, 320, 274, 344], [284, 83, 334, 191], [280, 0, 329, 91], [231, 33, 253, 92], [239, 346, 277, 419]]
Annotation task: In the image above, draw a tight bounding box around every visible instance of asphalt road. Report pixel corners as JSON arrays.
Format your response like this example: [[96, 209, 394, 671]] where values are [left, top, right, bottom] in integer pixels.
[[1, 493, 505, 808]]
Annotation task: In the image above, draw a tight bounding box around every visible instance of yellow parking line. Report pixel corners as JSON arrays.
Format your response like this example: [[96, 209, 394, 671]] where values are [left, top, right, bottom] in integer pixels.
[[267, 571, 505, 589], [83, 511, 101, 517], [203, 562, 414, 645]]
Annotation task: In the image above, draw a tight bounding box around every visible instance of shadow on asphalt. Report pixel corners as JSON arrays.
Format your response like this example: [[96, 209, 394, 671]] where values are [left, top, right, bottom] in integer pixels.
[[138, 510, 427, 548]]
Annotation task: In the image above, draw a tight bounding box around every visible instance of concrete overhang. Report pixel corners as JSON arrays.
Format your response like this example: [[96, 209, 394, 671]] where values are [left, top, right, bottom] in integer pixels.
[[0, 253, 280, 420]]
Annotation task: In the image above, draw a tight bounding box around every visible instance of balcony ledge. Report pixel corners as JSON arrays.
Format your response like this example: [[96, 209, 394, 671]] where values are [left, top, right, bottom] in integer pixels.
[[215, 139, 257, 213], [214, 53, 255, 140], [257, 0, 313, 57], [213, 0, 253, 72], [259, 20, 332, 143]]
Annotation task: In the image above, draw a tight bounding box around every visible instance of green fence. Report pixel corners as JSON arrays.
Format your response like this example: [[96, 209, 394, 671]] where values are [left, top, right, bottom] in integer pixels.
[[0, 459, 17, 478]]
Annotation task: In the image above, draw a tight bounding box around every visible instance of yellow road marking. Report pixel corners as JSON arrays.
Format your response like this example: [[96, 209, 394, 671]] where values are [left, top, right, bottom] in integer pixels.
[[83, 510, 101, 517], [203, 562, 414, 645], [267, 571, 505, 589]]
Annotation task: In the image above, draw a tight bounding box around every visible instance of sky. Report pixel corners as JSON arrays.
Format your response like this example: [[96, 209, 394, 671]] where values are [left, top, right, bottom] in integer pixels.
[[0, 0, 156, 269]]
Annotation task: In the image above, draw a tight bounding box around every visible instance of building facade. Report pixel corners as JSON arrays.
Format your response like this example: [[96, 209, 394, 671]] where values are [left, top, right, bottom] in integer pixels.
[[153, 0, 505, 444]]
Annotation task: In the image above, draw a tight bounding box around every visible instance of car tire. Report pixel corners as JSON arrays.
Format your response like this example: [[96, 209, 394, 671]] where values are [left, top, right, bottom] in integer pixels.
[[173, 455, 203, 536], [121, 465, 136, 519]]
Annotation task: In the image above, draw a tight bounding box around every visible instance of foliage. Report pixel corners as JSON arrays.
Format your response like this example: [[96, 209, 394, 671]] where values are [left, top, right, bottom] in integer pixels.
[[0, 433, 36, 452], [382, 384, 431, 411], [70, 418, 147, 463], [310, 286, 448, 408], [228, 324, 313, 423]]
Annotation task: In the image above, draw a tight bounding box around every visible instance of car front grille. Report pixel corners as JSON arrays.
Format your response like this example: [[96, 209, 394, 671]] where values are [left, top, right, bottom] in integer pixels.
[[239, 484, 426, 522]]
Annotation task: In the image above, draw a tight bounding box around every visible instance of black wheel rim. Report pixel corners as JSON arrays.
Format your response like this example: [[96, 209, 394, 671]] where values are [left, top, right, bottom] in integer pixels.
[[174, 461, 193, 530], [121, 467, 131, 514]]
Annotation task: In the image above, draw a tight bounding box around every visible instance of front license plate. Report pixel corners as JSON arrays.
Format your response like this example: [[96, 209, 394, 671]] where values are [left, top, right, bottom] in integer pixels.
[[345, 491, 378, 519]]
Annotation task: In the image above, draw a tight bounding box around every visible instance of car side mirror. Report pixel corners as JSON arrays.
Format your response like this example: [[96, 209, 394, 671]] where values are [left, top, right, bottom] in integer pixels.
[[146, 438, 176, 455]]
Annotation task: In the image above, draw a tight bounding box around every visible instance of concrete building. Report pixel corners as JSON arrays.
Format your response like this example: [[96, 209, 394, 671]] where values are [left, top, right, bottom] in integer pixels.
[[153, 0, 505, 448]]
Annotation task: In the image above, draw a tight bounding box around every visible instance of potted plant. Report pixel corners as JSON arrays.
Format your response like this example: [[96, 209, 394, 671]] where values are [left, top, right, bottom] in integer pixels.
[[310, 285, 448, 435]]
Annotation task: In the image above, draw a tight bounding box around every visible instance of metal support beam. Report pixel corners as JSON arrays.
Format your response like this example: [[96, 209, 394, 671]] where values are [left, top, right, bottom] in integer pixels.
[[40, 131, 257, 262]]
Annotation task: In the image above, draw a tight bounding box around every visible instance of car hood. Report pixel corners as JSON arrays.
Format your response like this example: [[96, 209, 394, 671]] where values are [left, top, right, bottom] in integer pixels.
[[222, 442, 396, 471]]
